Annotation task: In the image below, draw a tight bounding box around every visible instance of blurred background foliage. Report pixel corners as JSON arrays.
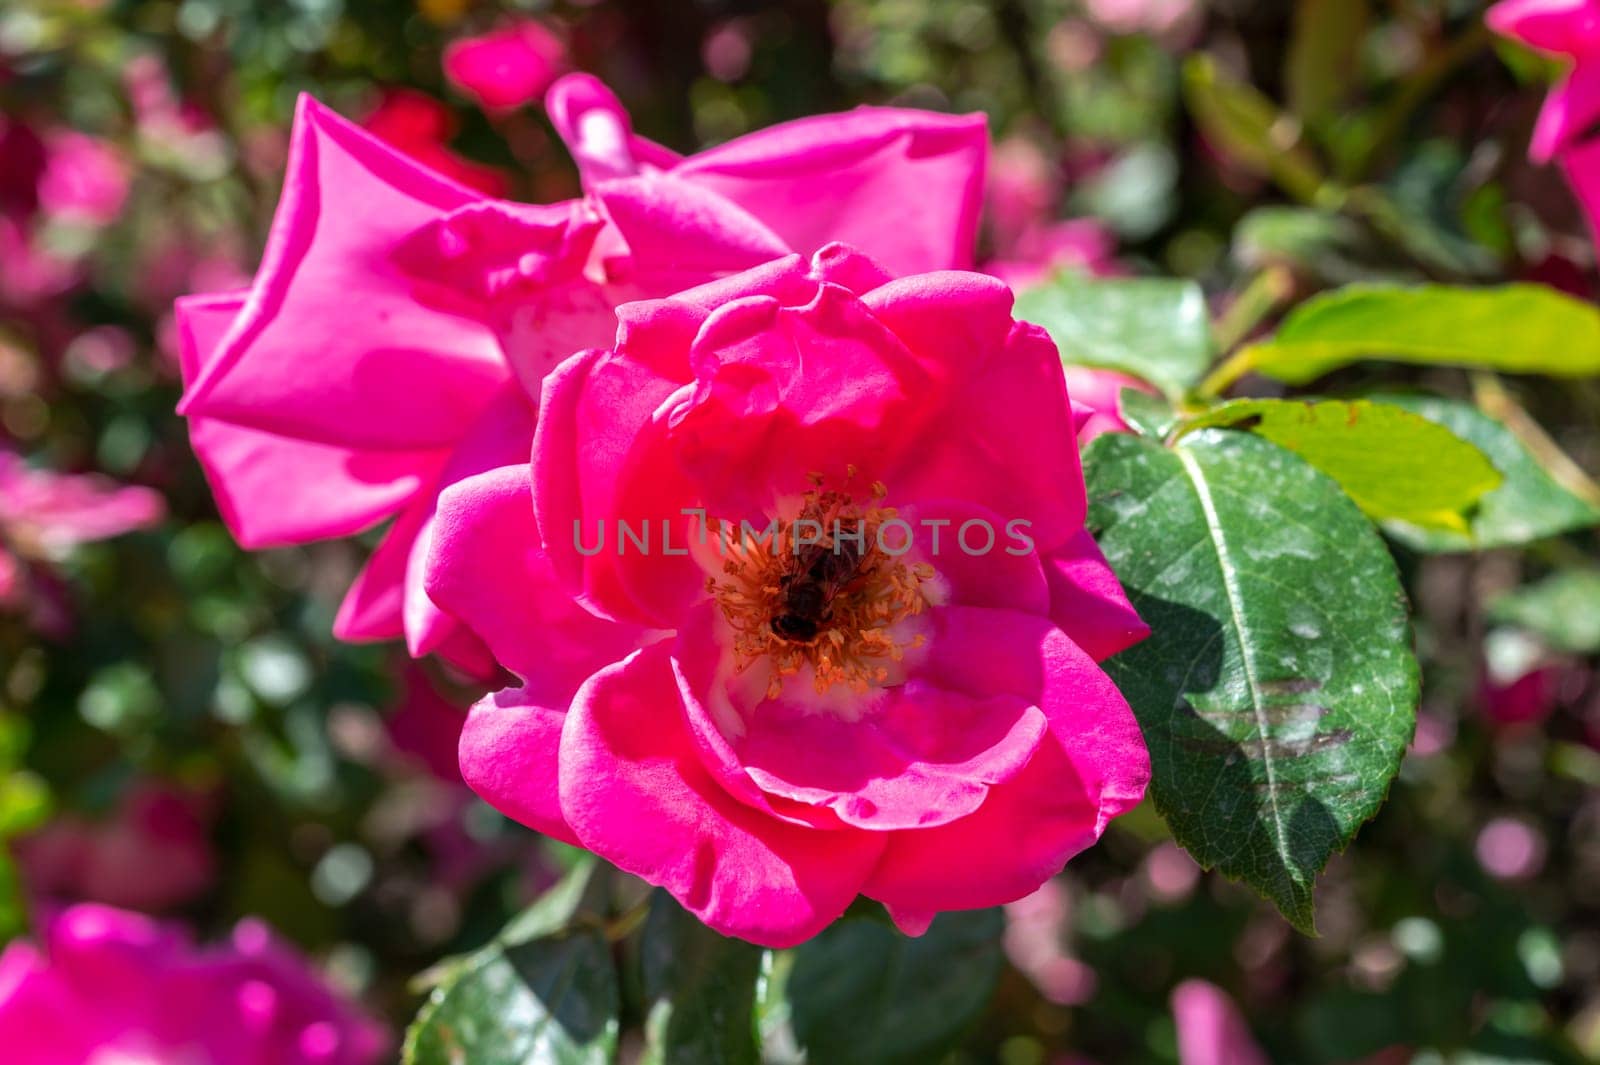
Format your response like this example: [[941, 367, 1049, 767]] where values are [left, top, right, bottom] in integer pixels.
[[2, 0, 1600, 1062]]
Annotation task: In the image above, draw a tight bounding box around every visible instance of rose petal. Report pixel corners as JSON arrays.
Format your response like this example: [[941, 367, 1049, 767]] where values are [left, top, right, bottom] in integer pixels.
[[176, 291, 442, 547], [459, 687, 580, 846], [179, 95, 507, 450], [559, 643, 884, 947]]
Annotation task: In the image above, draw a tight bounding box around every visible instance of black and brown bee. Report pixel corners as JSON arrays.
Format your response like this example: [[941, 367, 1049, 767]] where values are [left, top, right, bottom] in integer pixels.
[[769, 524, 870, 643]]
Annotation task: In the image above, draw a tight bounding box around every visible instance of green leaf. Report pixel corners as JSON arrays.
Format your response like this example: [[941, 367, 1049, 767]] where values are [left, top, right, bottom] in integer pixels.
[[1286, 0, 1370, 128], [779, 909, 1003, 1065], [1085, 430, 1419, 931], [1119, 387, 1180, 439], [1181, 398, 1501, 532], [640, 892, 763, 1065], [1375, 393, 1600, 551], [1182, 54, 1327, 202], [1239, 284, 1600, 385], [1490, 569, 1600, 654], [1014, 273, 1211, 397], [404, 859, 619, 1065]]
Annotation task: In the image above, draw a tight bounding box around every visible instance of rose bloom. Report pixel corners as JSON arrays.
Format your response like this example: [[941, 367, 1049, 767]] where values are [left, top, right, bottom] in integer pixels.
[[176, 73, 985, 677], [1487, 0, 1600, 162], [0, 451, 164, 627], [443, 17, 567, 113], [424, 244, 1150, 946], [0, 905, 386, 1065], [17, 780, 215, 912]]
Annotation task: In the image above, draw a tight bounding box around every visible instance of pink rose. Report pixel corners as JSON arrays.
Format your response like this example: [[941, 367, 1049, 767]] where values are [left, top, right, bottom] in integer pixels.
[[426, 245, 1150, 946], [360, 88, 509, 197], [18, 781, 216, 912], [36, 130, 127, 227], [176, 74, 986, 677], [984, 219, 1121, 289], [1488, 0, 1600, 162], [0, 451, 163, 561], [0, 904, 387, 1065], [443, 18, 567, 114]]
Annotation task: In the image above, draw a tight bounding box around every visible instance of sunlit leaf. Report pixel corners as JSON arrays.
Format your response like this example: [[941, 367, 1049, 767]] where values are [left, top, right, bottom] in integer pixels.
[[1239, 284, 1600, 384], [1086, 430, 1419, 931], [1014, 273, 1211, 397], [1182, 398, 1501, 532]]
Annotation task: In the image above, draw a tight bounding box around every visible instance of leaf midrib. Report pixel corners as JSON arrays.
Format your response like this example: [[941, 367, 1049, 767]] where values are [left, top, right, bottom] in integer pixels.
[[1174, 446, 1294, 877]]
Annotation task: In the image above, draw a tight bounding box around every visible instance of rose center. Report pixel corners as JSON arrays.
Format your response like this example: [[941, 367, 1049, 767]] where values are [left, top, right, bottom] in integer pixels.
[[707, 470, 932, 699]]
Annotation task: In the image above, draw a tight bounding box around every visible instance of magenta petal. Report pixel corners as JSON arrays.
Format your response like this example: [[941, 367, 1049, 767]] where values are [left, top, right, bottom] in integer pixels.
[[863, 608, 1149, 912], [533, 348, 703, 626], [426, 464, 643, 689], [1531, 62, 1600, 162], [593, 173, 791, 283], [332, 502, 428, 642], [670, 602, 1045, 831], [674, 107, 988, 275], [545, 74, 681, 183], [887, 320, 1085, 554], [559, 643, 884, 947], [1487, 0, 1600, 55], [391, 199, 617, 396], [177, 291, 445, 547], [898, 500, 1051, 615], [1042, 529, 1150, 662], [459, 687, 579, 846], [861, 269, 1017, 382], [1562, 133, 1600, 244], [180, 95, 508, 450], [738, 685, 1048, 830]]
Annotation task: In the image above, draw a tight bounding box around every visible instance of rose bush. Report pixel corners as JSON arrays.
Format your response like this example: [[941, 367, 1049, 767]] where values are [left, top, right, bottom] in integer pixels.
[[424, 244, 1151, 946]]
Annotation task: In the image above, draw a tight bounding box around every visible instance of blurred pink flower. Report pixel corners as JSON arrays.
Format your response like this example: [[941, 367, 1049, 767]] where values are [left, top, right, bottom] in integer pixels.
[[980, 138, 1119, 286], [1084, 0, 1202, 41], [17, 781, 216, 912], [985, 219, 1120, 288], [176, 74, 987, 677], [0, 452, 162, 628], [1004, 879, 1097, 1005], [36, 131, 127, 226], [362, 88, 509, 197], [1172, 981, 1271, 1065], [430, 246, 1150, 946], [0, 904, 387, 1065], [0, 452, 164, 555], [1062, 365, 1158, 442], [443, 18, 567, 113], [1487, 0, 1600, 162], [987, 137, 1059, 250]]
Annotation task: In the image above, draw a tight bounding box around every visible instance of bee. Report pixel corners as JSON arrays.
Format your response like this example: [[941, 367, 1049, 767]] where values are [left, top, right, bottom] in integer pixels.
[[769, 526, 869, 643]]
